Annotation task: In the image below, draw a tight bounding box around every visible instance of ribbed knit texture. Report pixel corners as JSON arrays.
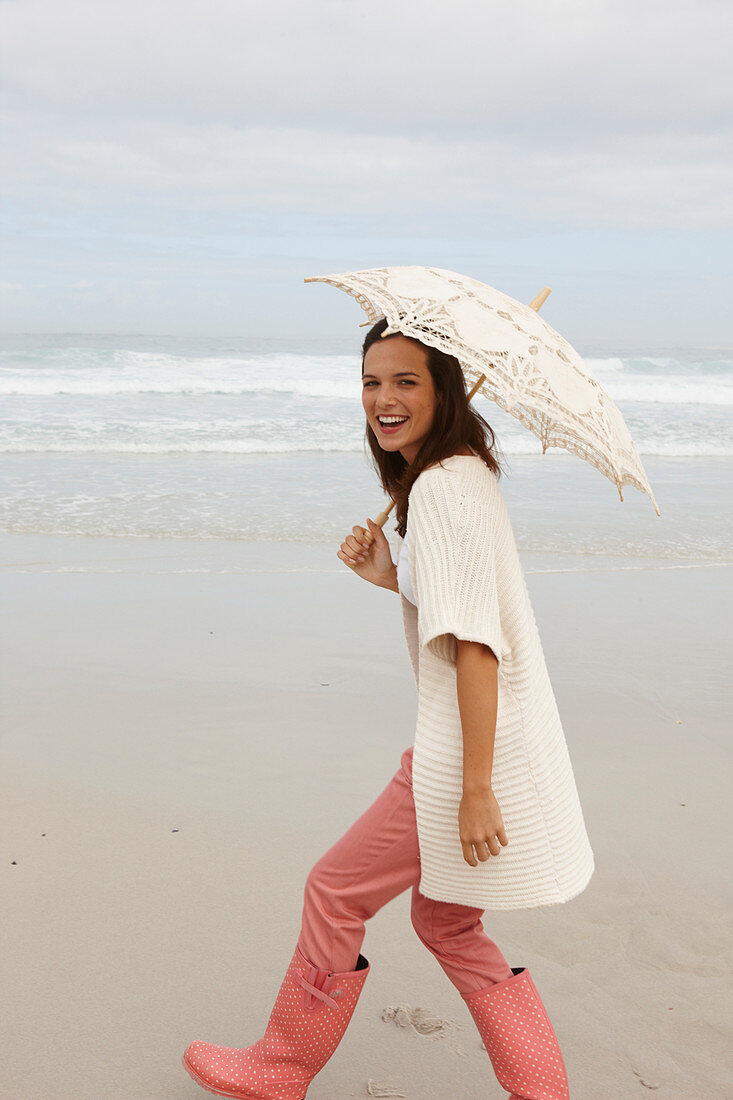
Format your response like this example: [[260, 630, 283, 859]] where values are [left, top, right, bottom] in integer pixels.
[[400, 454, 594, 910]]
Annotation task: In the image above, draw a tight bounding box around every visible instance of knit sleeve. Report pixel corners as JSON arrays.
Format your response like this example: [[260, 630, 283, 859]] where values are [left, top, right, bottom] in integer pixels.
[[409, 464, 504, 668]]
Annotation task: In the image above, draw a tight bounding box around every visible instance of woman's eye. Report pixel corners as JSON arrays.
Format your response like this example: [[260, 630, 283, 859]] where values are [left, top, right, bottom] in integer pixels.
[[361, 379, 416, 388]]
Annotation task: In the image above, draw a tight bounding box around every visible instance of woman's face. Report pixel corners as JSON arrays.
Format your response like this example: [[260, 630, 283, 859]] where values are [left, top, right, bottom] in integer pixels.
[[362, 335, 438, 464]]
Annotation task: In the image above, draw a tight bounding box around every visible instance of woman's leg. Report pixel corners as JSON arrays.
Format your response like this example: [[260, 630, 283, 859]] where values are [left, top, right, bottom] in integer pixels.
[[184, 747, 424, 1098], [409, 888, 513, 996], [183, 745, 419, 1100], [298, 739, 512, 993], [298, 745, 421, 973], [409, 875, 570, 1098]]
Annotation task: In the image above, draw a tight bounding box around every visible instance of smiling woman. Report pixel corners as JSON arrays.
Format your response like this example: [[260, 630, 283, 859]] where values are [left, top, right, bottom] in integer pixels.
[[183, 316, 594, 1100]]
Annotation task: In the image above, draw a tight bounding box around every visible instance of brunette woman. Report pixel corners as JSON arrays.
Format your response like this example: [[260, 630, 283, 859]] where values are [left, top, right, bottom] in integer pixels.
[[183, 320, 593, 1100]]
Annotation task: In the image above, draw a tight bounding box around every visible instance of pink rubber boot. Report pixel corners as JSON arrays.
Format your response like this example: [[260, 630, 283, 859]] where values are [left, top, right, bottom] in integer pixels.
[[463, 967, 570, 1100], [183, 948, 369, 1099]]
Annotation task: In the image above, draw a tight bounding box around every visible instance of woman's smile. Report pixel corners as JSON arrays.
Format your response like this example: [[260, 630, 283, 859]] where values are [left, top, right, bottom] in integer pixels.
[[376, 414, 410, 434]]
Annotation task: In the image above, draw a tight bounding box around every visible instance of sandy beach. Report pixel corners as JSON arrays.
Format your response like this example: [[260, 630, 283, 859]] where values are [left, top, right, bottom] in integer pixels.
[[3, 0, 732, 1084], [2, 533, 731, 1099]]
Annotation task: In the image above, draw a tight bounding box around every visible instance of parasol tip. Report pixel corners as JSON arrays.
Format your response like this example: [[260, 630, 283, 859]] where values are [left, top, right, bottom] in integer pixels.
[[529, 287, 552, 312]]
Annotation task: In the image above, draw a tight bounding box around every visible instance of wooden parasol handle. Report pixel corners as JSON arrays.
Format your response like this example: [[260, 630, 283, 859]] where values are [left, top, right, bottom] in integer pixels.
[[360, 287, 551, 546]]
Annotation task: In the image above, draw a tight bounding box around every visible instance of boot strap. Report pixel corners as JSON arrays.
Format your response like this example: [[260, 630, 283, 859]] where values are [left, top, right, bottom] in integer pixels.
[[294, 968, 339, 1011]]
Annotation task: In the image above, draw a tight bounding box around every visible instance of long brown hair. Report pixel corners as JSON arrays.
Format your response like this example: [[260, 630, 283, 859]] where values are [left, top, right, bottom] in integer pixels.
[[361, 319, 505, 537]]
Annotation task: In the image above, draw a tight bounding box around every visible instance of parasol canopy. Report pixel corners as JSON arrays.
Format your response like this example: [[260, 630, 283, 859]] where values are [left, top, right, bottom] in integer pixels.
[[305, 265, 660, 515]]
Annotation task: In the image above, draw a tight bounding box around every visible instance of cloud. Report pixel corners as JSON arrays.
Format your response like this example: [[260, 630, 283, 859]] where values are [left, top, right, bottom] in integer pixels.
[[2, 0, 731, 135], [1, 0, 731, 234], [1, 0, 731, 336], [4, 115, 731, 232]]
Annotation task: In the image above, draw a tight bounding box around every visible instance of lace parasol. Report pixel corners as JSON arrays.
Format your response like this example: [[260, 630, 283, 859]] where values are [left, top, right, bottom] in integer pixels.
[[305, 265, 660, 515]]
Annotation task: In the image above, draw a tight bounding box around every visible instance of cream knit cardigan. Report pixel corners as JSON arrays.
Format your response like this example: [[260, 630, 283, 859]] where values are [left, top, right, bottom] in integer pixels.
[[399, 454, 594, 910]]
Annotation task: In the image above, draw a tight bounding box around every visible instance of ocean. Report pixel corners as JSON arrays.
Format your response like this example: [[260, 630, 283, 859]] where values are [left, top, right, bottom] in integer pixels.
[[1, 333, 731, 568]]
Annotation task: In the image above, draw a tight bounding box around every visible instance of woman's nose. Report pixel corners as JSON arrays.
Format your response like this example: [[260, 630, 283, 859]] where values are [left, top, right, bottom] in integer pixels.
[[376, 387, 398, 407]]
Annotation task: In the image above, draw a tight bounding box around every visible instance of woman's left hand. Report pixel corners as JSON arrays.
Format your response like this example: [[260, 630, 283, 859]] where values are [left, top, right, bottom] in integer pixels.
[[458, 789, 508, 867]]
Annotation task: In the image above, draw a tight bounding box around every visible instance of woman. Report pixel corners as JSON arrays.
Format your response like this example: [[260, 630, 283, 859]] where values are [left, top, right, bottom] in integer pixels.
[[183, 320, 594, 1100]]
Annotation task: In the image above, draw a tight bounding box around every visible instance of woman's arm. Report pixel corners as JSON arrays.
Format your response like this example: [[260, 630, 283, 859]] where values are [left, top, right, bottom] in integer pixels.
[[337, 517, 399, 591], [455, 638, 508, 866]]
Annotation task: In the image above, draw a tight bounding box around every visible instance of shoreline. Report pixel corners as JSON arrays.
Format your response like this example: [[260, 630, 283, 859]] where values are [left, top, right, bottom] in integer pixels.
[[3, 451, 732, 562], [3, 531, 731, 577]]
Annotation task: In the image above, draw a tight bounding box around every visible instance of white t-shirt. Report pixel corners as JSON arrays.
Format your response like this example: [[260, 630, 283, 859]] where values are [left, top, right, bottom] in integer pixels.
[[397, 529, 417, 607]]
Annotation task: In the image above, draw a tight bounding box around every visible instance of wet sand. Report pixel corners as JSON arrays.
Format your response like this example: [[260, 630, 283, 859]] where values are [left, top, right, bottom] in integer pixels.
[[2, 535, 731, 1098]]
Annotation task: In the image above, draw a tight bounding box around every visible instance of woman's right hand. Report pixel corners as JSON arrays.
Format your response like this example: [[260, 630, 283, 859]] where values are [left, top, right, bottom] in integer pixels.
[[337, 517, 397, 590]]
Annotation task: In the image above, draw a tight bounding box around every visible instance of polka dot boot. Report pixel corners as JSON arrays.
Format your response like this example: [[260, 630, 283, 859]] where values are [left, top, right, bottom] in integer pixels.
[[183, 948, 370, 1099], [463, 967, 570, 1100]]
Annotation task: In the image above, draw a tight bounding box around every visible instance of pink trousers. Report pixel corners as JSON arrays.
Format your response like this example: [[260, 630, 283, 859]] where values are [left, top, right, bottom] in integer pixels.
[[297, 746, 513, 997]]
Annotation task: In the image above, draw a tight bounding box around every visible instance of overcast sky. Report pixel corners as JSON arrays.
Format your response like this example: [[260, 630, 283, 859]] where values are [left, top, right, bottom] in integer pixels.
[[1, 0, 731, 345]]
